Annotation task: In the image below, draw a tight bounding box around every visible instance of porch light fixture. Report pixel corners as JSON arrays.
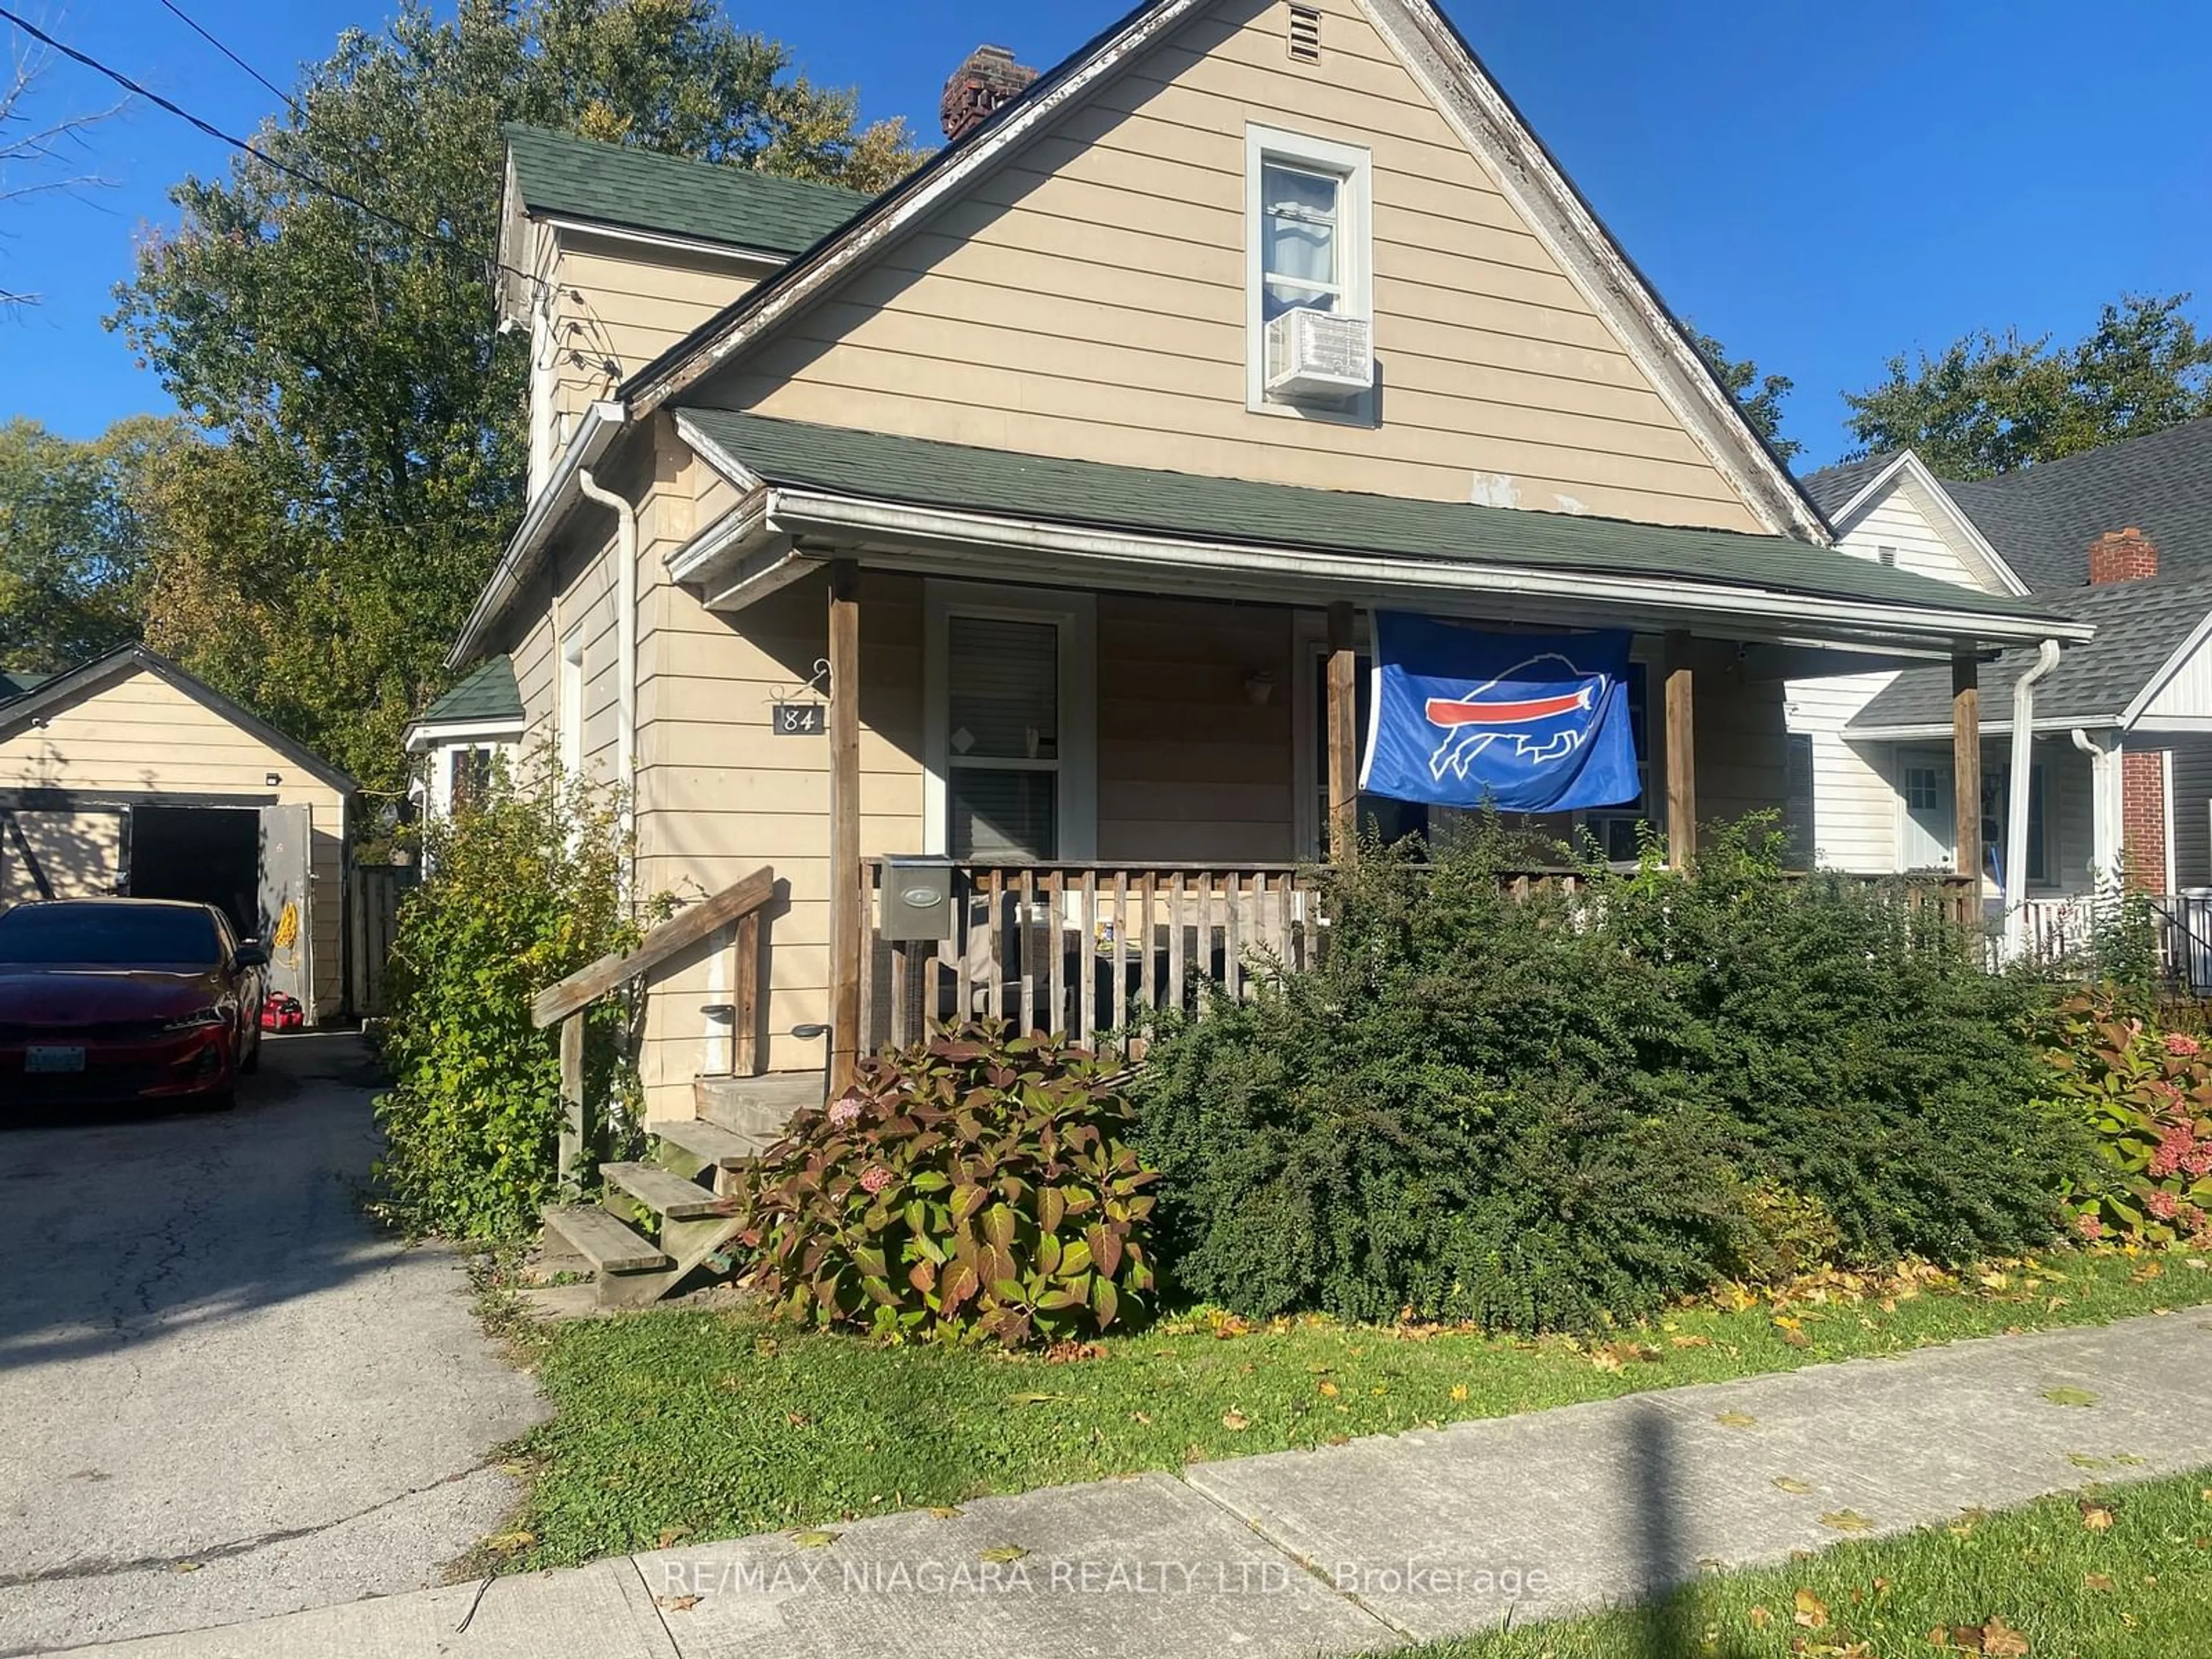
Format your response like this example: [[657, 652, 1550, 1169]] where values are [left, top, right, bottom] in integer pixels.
[[265, 771, 283, 786], [1244, 670, 1277, 706]]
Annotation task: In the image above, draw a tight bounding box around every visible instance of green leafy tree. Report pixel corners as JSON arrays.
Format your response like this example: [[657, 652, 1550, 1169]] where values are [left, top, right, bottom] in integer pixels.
[[111, 0, 924, 789], [1843, 293, 2212, 478], [1691, 329, 1801, 462], [0, 415, 196, 672]]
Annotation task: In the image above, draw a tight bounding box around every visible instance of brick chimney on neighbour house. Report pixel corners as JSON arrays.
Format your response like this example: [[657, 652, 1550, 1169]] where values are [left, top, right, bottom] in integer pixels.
[[2090, 529, 2169, 888], [941, 46, 1039, 142]]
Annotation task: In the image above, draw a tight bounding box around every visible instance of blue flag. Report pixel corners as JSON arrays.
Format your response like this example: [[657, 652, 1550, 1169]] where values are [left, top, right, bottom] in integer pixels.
[[1359, 615, 1641, 812]]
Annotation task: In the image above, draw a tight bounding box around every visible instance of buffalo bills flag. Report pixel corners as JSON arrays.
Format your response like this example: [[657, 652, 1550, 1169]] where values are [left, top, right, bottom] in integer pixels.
[[1359, 613, 1641, 812]]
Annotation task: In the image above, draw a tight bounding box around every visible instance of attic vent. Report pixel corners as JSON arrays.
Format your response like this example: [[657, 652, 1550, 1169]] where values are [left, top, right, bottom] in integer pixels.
[[1876, 544, 1898, 568], [1288, 5, 1321, 61]]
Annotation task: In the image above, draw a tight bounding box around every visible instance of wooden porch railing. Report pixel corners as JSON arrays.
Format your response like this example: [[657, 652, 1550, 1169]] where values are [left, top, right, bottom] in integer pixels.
[[533, 865, 775, 1190], [860, 862, 1982, 1060], [862, 861, 1326, 1058]]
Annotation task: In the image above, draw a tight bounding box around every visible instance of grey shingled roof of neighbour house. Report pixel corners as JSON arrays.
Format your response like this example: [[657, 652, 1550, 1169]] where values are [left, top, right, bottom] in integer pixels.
[[503, 125, 872, 257], [682, 409, 2073, 623], [1938, 418, 2212, 593], [1797, 452, 1899, 517], [1851, 570, 2212, 732], [421, 654, 523, 725]]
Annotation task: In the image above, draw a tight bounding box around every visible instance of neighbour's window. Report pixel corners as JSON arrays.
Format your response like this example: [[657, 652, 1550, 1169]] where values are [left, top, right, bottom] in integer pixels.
[[1904, 766, 1944, 812], [945, 615, 1060, 860]]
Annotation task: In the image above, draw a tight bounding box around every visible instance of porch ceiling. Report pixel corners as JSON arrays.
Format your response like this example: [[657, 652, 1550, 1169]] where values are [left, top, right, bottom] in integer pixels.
[[671, 410, 2092, 658]]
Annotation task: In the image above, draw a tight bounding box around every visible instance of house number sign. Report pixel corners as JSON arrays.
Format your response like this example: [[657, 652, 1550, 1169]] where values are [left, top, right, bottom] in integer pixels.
[[772, 702, 827, 736]]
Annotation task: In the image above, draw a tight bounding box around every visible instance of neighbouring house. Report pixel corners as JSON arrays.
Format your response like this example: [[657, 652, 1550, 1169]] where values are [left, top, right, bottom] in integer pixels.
[[1788, 419, 2212, 944], [0, 645, 354, 1020], [405, 654, 527, 823], [446, 0, 2086, 1131]]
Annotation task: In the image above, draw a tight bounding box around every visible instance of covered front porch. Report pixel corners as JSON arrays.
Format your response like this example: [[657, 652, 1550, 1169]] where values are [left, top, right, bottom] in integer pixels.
[[666, 411, 2088, 1086]]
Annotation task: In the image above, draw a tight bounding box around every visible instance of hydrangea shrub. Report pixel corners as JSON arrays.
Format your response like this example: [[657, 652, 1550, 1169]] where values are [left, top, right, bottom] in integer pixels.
[[738, 1024, 1159, 1346], [2044, 993, 2212, 1245]]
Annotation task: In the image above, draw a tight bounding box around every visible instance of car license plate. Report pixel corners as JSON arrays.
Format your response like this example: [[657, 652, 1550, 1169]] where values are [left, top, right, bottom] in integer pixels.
[[25, 1046, 86, 1074]]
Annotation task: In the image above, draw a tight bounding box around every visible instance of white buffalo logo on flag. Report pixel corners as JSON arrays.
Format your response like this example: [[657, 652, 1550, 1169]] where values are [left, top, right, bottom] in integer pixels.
[[1359, 616, 1642, 813], [1422, 653, 1604, 782]]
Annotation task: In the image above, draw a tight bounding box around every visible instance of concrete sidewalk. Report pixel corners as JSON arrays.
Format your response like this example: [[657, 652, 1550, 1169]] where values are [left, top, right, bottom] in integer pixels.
[[52, 1310, 2212, 1658]]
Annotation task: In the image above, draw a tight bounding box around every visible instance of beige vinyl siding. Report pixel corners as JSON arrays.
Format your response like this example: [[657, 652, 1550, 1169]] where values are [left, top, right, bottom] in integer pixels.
[[513, 604, 556, 751], [0, 667, 347, 1017], [1, 809, 123, 907], [1098, 596, 1293, 862], [547, 236, 765, 440], [694, 0, 1765, 532], [1690, 656, 1789, 834]]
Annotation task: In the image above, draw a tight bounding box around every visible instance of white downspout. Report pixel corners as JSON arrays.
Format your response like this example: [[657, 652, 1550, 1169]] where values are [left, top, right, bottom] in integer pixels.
[[575, 468, 638, 889], [2071, 727, 2122, 888], [2003, 639, 2063, 956]]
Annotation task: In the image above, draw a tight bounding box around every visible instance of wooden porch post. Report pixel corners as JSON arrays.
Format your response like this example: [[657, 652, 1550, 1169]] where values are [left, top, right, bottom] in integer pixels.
[[827, 560, 863, 1094], [1664, 630, 1696, 870], [1952, 652, 1981, 888], [1325, 601, 1359, 862]]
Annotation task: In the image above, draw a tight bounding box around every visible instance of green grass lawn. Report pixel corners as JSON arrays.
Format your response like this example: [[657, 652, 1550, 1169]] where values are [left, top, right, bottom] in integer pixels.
[[495, 1250, 2212, 1572], [1392, 1466, 2212, 1659]]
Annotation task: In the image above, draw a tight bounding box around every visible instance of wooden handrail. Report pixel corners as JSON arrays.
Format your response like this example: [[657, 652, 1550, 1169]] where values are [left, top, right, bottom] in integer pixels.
[[533, 865, 776, 1029]]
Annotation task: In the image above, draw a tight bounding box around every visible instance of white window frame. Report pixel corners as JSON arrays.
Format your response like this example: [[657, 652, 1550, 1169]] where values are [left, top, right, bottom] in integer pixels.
[[922, 580, 1097, 861], [1245, 123, 1374, 424], [1893, 747, 2056, 887], [558, 625, 585, 779]]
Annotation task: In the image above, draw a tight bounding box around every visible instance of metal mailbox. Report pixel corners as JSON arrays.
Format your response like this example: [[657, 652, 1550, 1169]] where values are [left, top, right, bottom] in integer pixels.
[[880, 856, 954, 941]]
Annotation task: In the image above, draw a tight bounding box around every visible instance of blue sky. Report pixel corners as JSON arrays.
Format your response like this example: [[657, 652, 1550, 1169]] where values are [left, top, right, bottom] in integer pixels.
[[3, 0, 2208, 467]]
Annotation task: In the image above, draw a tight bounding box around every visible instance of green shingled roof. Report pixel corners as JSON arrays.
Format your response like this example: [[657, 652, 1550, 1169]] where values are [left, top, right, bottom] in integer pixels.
[[422, 654, 523, 725], [677, 410, 2080, 626], [504, 125, 872, 257]]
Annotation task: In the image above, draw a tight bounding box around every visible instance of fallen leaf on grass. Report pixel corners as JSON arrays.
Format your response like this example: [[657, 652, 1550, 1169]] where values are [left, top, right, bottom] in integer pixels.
[[1819, 1509, 1873, 1533], [785, 1411, 812, 1427], [2041, 1387, 2099, 1408], [1949, 1509, 1990, 1537], [1981, 1616, 2031, 1656], [1317, 1381, 1339, 1398], [1221, 1410, 1251, 1430], [1774, 1476, 1815, 1494], [1747, 1604, 1772, 1630], [980, 1544, 1029, 1564], [1779, 1328, 1813, 1350], [1715, 1411, 1759, 1429], [656, 1527, 690, 1548], [1449, 1384, 1468, 1402], [1671, 1333, 1711, 1349], [927, 1506, 964, 1520], [657, 1594, 700, 1612], [2079, 1501, 2116, 1532], [791, 1531, 840, 1549], [1130, 1411, 1153, 1425], [2085, 1573, 2116, 1592], [1793, 1588, 1831, 1629]]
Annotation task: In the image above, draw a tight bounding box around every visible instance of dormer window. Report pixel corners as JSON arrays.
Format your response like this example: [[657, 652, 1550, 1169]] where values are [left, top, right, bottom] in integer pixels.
[[1245, 126, 1374, 421]]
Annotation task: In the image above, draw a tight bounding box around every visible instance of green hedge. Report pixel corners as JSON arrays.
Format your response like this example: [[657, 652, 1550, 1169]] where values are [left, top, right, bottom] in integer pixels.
[[370, 759, 639, 1241], [1133, 820, 2088, 1332]]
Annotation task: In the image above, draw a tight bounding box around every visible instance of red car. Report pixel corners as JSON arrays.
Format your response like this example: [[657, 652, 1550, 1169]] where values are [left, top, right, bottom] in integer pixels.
[[0, 899, 269, 1111]]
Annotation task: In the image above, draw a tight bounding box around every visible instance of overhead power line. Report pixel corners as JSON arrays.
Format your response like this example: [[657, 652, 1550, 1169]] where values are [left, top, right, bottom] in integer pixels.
[[0, 5, 533, 291], [153, 0, 304, 122]]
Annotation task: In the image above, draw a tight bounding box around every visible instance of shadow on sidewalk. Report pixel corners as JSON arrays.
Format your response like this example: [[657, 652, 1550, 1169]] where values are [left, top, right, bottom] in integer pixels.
[[1626, 1403, 1748, 1659]]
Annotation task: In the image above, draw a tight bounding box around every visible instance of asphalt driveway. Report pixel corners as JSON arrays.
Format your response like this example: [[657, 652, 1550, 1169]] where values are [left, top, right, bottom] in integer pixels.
[[0, 1033, 548, 1654]]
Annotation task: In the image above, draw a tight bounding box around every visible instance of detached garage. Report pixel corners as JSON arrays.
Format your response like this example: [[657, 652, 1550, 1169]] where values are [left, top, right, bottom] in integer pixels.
[[0, 646, 355, 1022]]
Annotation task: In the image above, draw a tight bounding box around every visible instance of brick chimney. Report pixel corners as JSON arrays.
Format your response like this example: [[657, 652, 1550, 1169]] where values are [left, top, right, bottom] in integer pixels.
[[2089, 525, 2159, 585], [940, 46, 1037, 143]]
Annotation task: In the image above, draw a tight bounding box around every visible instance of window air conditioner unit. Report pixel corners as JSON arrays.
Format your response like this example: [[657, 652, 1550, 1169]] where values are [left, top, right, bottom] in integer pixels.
[[1265, 309, 1373, 401]]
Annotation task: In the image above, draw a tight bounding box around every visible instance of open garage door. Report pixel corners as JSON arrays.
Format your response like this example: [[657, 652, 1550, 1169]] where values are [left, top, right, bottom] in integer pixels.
[[257, 802, 313, 1012]]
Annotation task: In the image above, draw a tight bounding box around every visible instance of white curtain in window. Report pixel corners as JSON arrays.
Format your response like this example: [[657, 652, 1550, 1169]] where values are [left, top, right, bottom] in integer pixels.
[[1262, 164, 1338, 317]]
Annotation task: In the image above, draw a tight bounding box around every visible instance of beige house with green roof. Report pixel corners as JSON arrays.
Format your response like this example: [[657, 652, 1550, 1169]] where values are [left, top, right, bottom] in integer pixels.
[[449, 0, 2088, 1142]]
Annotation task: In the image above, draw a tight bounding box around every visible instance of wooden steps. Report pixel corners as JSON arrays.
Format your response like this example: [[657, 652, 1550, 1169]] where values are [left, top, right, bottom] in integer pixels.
[[601, 1160, 732, 1222], [532, 1072, 823, 1310], [541, 1203, 668, 1275]]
